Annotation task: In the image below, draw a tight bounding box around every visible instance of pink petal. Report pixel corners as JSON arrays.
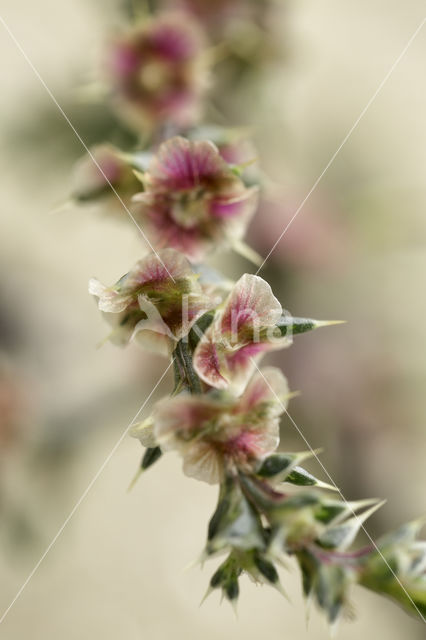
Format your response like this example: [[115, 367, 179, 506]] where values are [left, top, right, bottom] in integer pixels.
[[193, 340, 229, 390], [193, 275, 285, 393], [149, 137, 227, 191], [148, 14, 203, 60], [108, 41, 141, 77], [209, 187, 258, 220], [134, 197, 211, 262], [154, 394, 232, 447], [222, 342, 278, 396], [239, 367, 289, 413]]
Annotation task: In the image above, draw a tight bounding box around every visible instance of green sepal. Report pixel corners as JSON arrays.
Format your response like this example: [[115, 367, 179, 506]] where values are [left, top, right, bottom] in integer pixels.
[[317, 500, 385, 551], [127, 446, 162, 491], [275, 316, 345, 338], [253, 550, 279, 584], [313, 497, 381, 527], [285, 466, 337, 491], [142, 446, 162, 470], [208, 553, 242, 604], [316, 563, 354, 624], [239, 473, 289, 512], [296, 550, 354, 624], [207, 476, 266, 554], [256, 450, 320, 482]]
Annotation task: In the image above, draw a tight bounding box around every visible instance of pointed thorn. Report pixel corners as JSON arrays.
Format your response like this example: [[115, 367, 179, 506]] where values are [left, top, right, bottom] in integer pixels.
[[182, 551, 206, 573], [305, 591, 314, 629], [330, 614, 342, 638], [275, 581, 291, 602], [315, 320, 347, 328], [295, 448, 324, 464], [316, 480, 339, 492], [199, 586, 214, 607], [127, 467, 143, 493], [49, 200, 73, 215], [96, 332, 114, 349], [230, 597, 239, 619], [132, 169, 145, 185], [285, 390, 301, 401], [232, 239, 263, 266], [358, 499, 387, 523]]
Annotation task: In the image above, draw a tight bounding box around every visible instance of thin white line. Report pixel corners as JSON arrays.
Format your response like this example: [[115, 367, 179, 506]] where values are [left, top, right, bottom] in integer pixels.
[[256, 17, 426, 275], [251, 359, 426, 623], [0, 359, 174, 626], [0, 14, 175, 282]]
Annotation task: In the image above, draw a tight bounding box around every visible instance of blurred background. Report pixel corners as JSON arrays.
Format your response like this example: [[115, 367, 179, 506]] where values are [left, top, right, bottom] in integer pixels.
[[0, 0, 425, 638]]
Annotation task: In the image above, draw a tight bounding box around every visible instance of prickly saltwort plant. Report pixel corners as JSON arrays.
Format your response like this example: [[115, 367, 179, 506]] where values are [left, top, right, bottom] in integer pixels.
[[75, 2, 426, 631]]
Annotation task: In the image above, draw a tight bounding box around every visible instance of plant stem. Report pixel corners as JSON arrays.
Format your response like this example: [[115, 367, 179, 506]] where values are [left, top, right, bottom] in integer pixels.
[[173, 340, 203, 395]]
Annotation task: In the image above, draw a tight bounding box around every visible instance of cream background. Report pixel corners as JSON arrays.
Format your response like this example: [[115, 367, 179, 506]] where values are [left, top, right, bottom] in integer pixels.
[[0, 1, 425, 638]]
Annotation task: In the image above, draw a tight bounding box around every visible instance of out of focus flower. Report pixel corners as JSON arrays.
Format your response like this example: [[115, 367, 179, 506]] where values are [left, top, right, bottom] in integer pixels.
[[105, 13, 208, 131], [72, 144, 140, 213], [133, 136, 258, 262], [89, 248, 213, 353], [248, 193, 349, 270], [133, 366, 288, 484], [193, 273, 289, 394]]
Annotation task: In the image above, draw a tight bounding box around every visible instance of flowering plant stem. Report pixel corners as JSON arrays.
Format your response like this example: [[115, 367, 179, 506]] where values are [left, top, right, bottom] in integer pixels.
[[173, 340, 203, 395], [79, 0, 426, 630]]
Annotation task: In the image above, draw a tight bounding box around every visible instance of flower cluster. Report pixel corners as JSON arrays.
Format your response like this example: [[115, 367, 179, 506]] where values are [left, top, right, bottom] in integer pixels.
[[79, 0, 426, 632]]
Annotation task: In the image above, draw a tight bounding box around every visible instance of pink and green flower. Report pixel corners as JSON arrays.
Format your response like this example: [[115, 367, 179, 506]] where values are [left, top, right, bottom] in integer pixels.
[[132, 366, 289, 484], [133, 136, 258, 261], [193, 273, 289, 394], [89, 248, 213, 353], [105, 13, 207, 130]]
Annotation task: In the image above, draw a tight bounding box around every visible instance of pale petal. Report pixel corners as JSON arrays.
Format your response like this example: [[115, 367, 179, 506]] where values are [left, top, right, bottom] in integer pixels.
[[133, 296, 174, 340], [251, 419, 280, 456], [220, 274, 282, 338], [89, 278, 133, 313], [240, 366, 289, 413], [133, 329, 171, 356], [130, 416, 157, 447], [182, 442, 223, 484], [88, 278, 107, 298]]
